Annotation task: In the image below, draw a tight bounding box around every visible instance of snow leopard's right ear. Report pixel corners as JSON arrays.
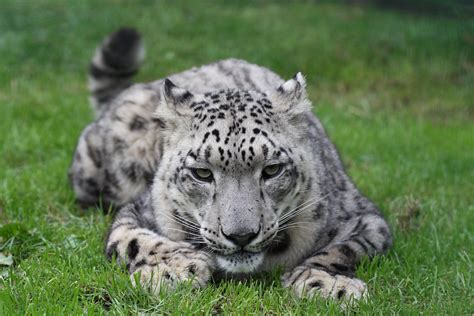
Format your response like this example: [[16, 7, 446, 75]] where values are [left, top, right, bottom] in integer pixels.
[[162, 78, 193, 107], [153, 78, 195, 128]]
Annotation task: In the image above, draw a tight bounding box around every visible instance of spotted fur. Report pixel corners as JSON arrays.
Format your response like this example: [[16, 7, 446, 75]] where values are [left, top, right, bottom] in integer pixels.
[[70, 28, 392, 300]]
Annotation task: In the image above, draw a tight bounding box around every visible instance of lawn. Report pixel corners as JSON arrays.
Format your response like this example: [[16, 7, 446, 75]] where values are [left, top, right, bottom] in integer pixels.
[[0, 0, 473, 314]]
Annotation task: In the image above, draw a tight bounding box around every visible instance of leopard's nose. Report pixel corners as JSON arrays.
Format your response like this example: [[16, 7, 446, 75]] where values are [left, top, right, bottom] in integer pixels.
[[223, 231, 258, 247], [221, 228, 260, 247]]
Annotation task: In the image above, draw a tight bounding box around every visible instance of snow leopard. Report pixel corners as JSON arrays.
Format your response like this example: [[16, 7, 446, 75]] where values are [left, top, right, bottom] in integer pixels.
[[69, 28, 392, 301]]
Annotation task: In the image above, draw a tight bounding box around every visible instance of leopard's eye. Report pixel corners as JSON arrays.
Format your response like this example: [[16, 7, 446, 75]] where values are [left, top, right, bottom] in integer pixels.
[[191, 168, 213, 182], [262, 164, 283, 180]]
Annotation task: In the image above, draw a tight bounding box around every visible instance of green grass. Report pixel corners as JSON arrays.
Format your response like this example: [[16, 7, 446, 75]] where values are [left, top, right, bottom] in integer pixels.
[[0, 0, 473, 314]]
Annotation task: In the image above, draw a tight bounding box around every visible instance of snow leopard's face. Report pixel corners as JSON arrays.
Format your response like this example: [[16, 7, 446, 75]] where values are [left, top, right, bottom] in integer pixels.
[[152, 76, 315, 273]]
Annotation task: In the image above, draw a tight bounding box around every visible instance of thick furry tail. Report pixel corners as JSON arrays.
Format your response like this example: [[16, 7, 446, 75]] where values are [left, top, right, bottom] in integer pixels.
[[88, 27, 144, 113]]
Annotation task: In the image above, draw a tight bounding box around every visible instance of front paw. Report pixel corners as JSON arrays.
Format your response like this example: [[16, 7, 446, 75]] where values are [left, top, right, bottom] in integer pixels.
[[282, 266, 367, 301], [131, 241, 214, 294]]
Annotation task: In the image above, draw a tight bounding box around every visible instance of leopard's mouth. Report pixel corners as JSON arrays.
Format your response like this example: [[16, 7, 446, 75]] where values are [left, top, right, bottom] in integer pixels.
[[216, 251, 264, 273]]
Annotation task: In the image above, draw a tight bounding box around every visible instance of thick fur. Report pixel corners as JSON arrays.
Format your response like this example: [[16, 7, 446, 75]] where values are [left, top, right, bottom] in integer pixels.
[[70, 28, 392, 300]]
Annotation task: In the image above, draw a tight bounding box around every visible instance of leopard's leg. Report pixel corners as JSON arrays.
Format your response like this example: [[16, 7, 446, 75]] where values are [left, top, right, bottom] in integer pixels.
[[282, 212, 391, 301], [105, 194, 214, 294]]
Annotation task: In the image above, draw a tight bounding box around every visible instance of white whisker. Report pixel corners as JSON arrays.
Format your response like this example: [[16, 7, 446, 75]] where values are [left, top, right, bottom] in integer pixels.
[[279, 196, 320, 221], [162, 212, 200, 232], [279, 201, 317, 224], [171, 213, 200, 229], [166, 227, 203, 238], [277, 224, 312, 233], [279, 192, 333, 224]]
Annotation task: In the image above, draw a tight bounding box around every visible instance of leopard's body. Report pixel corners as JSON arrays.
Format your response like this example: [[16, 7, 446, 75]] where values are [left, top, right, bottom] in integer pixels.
[[69, 28, 392, 300]]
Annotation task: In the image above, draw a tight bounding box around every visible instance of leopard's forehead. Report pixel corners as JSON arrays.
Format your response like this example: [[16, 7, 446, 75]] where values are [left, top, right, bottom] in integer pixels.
[[190, 89, 275, 130], [184, 89, 288, 170]]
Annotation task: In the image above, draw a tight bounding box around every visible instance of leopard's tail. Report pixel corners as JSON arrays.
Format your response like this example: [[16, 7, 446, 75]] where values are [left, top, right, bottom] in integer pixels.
[[88, 27, 144, 113]]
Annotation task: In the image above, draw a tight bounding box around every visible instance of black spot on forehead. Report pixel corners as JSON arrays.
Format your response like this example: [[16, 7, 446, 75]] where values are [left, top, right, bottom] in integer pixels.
[[262, 144, 269, 159], [192, 90, 273, 121], [204, 145, 212, 161], [211, 129, 220, 142]]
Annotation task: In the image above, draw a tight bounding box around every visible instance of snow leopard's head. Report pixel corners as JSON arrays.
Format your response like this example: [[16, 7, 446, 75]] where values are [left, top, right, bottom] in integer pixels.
[[152, 75, 318, 274]]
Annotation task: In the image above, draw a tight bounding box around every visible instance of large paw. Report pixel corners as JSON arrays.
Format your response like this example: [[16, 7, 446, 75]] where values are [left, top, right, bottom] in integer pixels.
[[282, 266, 367, 301], [131, 240, 213, 294]]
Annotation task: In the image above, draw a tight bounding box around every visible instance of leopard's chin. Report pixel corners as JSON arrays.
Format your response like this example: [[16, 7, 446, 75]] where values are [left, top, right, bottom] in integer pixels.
[[216, 251, 264, 274]]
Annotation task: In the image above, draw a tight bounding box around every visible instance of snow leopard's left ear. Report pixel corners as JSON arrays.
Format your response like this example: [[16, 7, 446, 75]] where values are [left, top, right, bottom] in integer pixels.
[[273, 72, 311, 116], [153, 78, 195, 128]]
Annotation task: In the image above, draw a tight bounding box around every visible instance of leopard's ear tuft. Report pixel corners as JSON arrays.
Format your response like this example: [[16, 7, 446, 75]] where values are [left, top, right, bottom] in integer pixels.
[[162, 78, 193, 106], [277, 72, 306, 96], [152, 79, 195, 129], [273, 72, 311, 116]]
